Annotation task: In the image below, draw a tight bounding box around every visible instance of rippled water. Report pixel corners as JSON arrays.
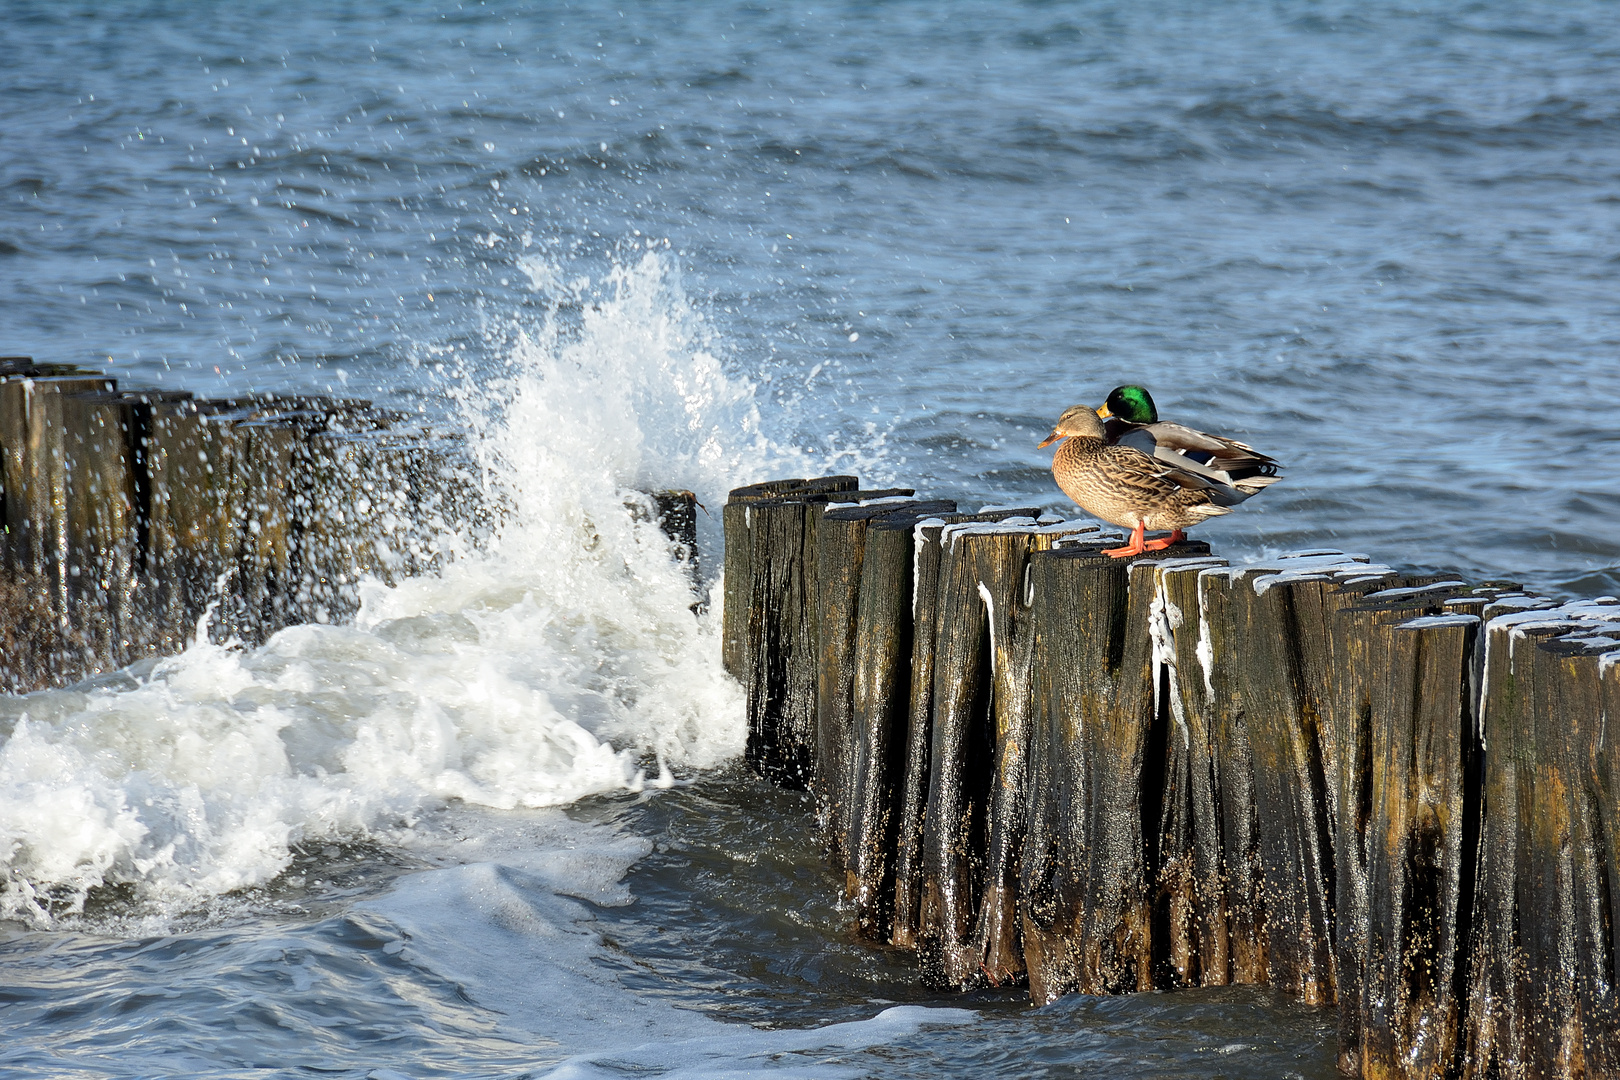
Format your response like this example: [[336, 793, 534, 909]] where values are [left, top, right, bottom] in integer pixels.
[[2, 2, 1617, 1076], [1, 772, 1339, 1079]]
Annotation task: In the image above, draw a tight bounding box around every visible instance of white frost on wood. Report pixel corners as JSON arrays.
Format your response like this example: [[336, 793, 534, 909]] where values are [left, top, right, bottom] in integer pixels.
[[1479, 598, 1620, 748], [1237, 551, 1384, 596], [978, 581, 997, 677], [911, 521, 947, 621], [1364, 581, 1469, 601], [940, 517, 1091, 551], [1195, 567, 1229, 699], [1148, 569, 1190, 749], [1400, 614, 1482, 630]]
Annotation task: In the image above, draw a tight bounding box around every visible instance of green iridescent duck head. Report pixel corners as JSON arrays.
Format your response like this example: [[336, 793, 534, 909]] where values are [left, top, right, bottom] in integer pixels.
[[1096, 385, 1158, 424]]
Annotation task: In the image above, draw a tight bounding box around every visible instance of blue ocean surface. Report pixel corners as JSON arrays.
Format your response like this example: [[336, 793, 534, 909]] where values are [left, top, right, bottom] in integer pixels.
[[1, 2, 1616, 1076]]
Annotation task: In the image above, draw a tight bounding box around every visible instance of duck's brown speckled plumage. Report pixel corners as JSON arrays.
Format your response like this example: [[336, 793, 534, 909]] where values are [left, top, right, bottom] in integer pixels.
[[1050, 426, 1231, 532], [1040, 404, 1238, 535]]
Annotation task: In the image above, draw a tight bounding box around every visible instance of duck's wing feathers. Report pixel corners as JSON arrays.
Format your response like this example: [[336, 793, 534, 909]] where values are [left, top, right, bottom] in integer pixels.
[[1122, 421, 1280, 468], [1092, 445, 1234, 519], [1115, 421, 1283, 500], [1097, 444, 1219, 498]]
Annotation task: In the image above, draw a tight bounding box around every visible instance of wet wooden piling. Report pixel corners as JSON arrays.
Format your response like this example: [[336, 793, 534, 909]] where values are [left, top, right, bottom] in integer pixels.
[[147, 398, 254, 649], [812, 498, 956, 868], [0, 356, 507, 692], [727, 469, 1620, 1080], [1464, 598, 1620, 1079], [841, 509, 930, 939], [1359, 612, 1480, 1080], [721, 475, 857, 678], [1144, 554, 1232, 990], [1, 373, 118, 586], [885, 509, 1045, 949], [914, 517, 1100, 989], [0, 356, 694, 694], [60, 389, 195, 661], [724, 478, 920, 789], [1020, 541, 1208, 1000]]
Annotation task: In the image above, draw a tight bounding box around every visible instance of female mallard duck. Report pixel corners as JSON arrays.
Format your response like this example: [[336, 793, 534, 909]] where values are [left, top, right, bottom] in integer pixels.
[[1097, 385, 1282, 498], [1038, 392, 1283, 557]]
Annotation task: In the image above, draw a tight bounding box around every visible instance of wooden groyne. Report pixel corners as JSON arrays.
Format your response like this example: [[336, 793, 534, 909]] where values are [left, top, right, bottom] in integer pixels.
[[0, 356, 698, 693], [727, 472, 1620, 1079]]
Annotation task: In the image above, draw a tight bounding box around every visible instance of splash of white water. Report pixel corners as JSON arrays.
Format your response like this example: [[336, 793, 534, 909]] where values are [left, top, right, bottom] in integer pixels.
[[0, 249, 819, 926]]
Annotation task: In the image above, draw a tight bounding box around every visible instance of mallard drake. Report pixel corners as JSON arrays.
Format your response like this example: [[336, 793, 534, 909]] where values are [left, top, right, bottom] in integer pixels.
[[1038, 392, 1283, 557], [1097, 385, 1282, 499]]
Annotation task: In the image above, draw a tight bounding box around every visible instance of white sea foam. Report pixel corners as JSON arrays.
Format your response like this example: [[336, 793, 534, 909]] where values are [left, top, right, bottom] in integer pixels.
[[534, 1004, 977, 1079], [0, 250, 850, 926]]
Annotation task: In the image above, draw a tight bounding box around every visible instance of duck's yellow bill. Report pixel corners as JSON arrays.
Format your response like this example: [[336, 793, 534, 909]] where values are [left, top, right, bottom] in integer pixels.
[[1037, 431, 1063, 449], [1095, 404, 1112, 419]]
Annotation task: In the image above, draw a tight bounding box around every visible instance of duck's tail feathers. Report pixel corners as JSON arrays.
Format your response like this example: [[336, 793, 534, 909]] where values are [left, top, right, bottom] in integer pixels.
[[1232, 473, 1283, 495], [1189, 503, 1232, 518]]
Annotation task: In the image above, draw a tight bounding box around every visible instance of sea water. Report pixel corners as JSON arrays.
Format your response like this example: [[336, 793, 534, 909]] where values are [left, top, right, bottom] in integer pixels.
[[2, 2, 1617, 1076]]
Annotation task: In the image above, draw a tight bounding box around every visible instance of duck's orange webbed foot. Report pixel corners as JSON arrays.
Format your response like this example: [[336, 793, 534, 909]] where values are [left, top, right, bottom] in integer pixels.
[[1103, 522, 1148, 558], [1139, 528, 1186, 553]]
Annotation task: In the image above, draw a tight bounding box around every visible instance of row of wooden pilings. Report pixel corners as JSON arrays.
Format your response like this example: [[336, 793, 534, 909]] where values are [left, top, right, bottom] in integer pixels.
[[0, 352, 699, 694], [0, 355, 476, 691], [723, 473, 1620, 1080]]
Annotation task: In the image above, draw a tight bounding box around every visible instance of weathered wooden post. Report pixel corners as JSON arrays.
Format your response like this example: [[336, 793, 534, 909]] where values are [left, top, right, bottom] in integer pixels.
[[1330, 576, 1500, 1075], [888, 508, 1043, 949], [735, 480, 917, 787], [1019, 541, 1207, 1001], [722, 475, 857, 677], [1142, 554, 1230, 989], [1558, 629, 1620, 1077], [741, 493, 816, 785], [0, 367, 468, 689], [1318, 580, 1518, 1073], [1464, 599, 1620, 1078], [915, 518, 1101, 989], [1188, 556, 1462, 1015], [58, 389, 191, 665], [1224, 562, 1457, 1007], [232, 415, 312, 644], [0, 366, 118, 687], [842, 509, 933, 940], [1356, 611, 1481, 1080], [812, 497, 955, 865], [0, 373, 117, 595], [147, 399, 254, 647], [304, 429, 433, 623]]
